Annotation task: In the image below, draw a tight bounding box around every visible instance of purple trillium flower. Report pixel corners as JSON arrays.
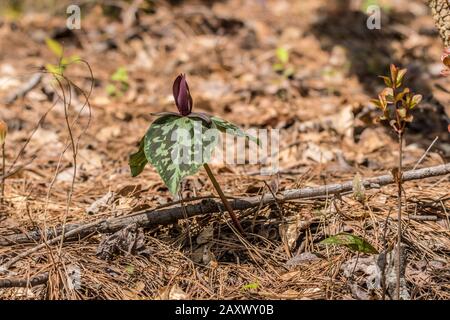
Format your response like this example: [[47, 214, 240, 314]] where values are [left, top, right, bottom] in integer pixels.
[[173, 74, 193, 116]]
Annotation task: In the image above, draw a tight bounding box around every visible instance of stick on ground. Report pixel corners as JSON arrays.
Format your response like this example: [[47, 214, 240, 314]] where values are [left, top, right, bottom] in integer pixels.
[[1, 163, 449, 271], [0, 272, 49, 288]]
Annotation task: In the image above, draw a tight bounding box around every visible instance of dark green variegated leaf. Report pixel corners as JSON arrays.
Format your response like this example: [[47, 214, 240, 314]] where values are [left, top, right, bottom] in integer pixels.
[[144, 116, 219, 194], [210, 116, 259, 145], [129, 137, 148, 177], [320, 233, 378, 254]]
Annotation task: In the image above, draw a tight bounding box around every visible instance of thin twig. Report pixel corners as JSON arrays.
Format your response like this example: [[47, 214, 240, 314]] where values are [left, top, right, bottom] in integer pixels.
[[413, 136, 439, 170], [381, 209, 392, 301]]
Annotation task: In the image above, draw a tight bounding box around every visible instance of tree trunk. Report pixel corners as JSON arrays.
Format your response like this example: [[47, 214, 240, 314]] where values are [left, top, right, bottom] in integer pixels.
[[429, 0, 450, 47]]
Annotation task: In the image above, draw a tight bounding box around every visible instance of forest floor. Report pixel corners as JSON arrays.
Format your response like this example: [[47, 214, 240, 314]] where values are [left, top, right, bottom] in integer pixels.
[[0, 0, 449, 299]]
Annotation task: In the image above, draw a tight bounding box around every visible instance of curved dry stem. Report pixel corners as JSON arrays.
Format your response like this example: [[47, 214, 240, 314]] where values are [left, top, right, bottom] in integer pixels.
[[40, 61, 94, 253]]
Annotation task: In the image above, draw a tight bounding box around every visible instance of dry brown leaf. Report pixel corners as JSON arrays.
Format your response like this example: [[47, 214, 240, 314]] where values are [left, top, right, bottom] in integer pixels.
[[358, 128, 389, 153]]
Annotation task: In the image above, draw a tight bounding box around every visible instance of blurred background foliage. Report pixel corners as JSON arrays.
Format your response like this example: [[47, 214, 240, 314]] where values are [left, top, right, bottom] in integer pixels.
[[0, 0, 157, 21]]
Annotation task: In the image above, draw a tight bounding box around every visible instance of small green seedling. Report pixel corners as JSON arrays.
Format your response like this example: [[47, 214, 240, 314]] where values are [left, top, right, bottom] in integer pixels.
[[273, 47, 295, 78], [129, 74, 259, 234], [372, 64, 422, 299], [106, 67, 129, 97], [45, 38, 80, 76], [241, 282, 259, 292], [320, 233, 378, 254]]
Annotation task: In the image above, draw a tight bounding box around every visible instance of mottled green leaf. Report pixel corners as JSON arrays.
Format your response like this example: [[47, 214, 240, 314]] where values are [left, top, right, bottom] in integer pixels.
[[210, 116, 260, 145], [144, 116, 219, 194], [129, 137, 148, 177], [320, 233, 378, 254]]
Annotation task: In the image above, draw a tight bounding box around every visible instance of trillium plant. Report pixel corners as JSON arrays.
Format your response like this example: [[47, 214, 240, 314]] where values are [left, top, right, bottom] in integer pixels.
[[129, 74, 259, 234], [372, 64, 422, 300]]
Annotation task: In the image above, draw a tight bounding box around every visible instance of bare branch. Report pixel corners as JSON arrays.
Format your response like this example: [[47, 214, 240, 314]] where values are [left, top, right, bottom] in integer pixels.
[[0, 272, 48, 288]]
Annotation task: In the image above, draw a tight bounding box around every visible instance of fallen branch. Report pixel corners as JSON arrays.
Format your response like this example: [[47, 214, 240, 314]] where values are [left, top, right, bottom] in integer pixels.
[[0, 272, 48, 288], [1, 163, 449, 270], [2, 163, 449, 246]]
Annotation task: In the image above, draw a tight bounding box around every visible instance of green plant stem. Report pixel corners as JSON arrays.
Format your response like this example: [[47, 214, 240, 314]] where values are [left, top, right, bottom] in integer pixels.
[[396, 132, 403, 300], [203, 163, 244, 235], [1, 142, 5, 204]]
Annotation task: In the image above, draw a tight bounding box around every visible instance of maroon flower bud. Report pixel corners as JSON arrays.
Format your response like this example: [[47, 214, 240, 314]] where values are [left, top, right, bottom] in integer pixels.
[[173, 74, 193, 116]]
